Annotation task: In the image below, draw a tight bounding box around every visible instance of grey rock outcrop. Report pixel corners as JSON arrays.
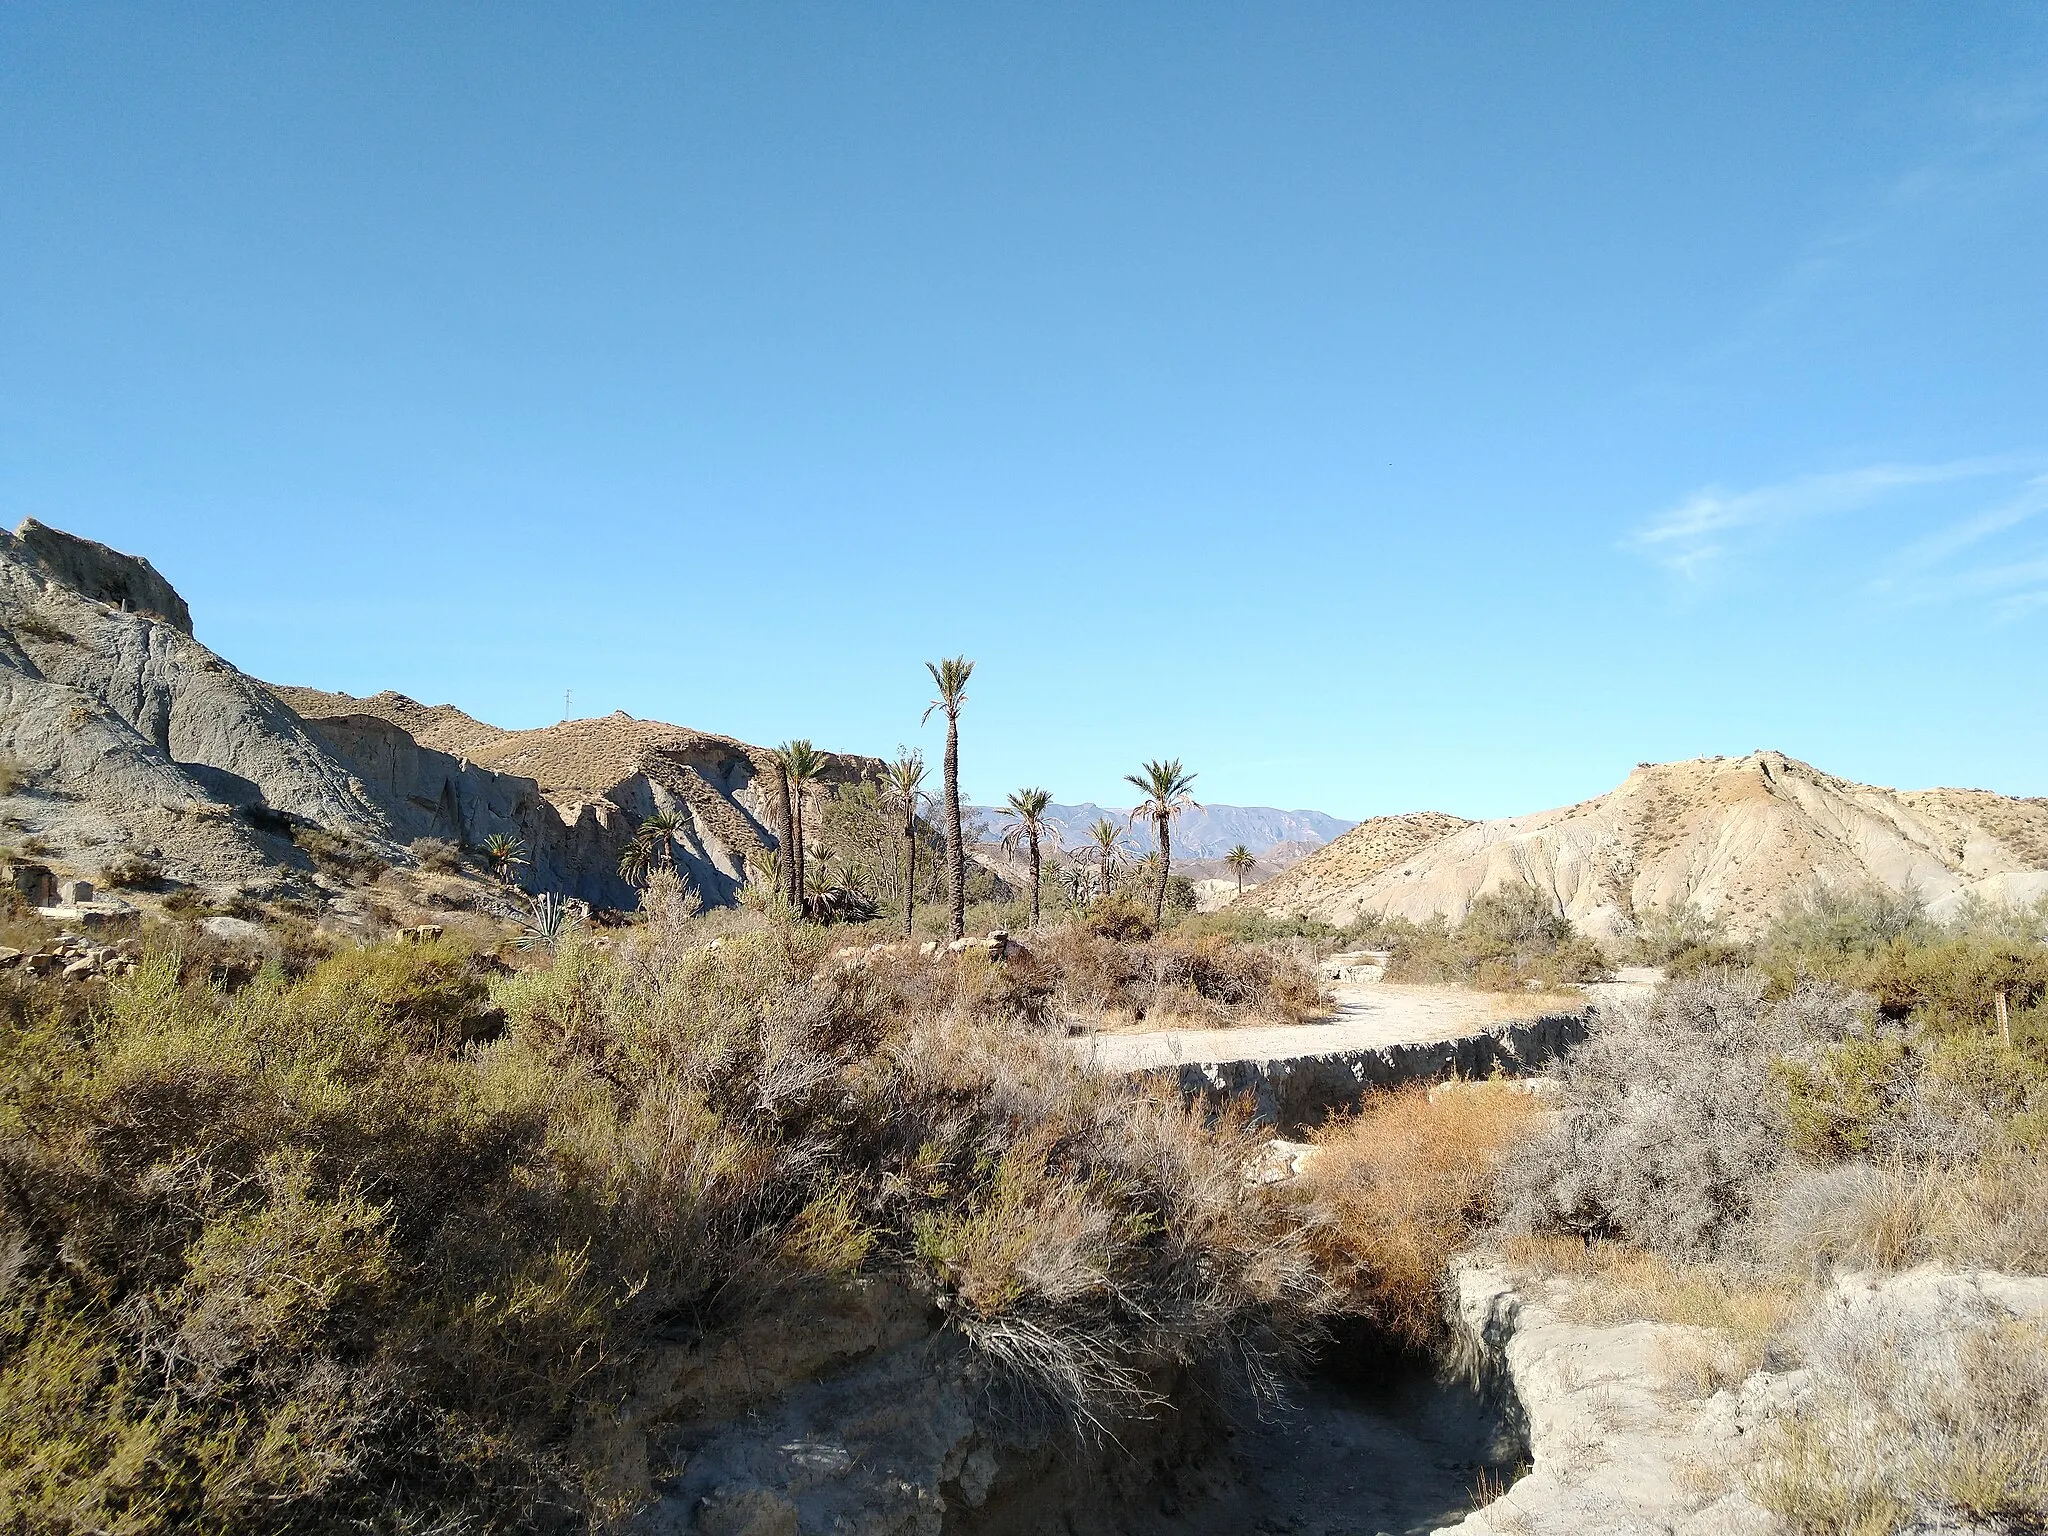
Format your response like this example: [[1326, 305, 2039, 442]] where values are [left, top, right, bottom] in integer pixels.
[[0, 521, 877, 907], [0, 520, 192, 632]]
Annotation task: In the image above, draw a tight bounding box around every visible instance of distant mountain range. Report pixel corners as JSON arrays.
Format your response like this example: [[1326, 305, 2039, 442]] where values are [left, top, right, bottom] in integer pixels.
[[973, 802, 1354, 860]]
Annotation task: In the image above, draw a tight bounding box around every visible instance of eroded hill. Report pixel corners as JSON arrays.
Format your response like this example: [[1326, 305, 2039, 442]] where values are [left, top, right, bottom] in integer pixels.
[[1237, 753, 2048, 936], [0, 521, 870, 909]]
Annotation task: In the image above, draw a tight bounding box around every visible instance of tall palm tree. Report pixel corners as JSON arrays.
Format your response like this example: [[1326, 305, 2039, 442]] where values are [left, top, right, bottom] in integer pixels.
[[759, 747, 799, 908], [1085, 817, 1124, 900], [779, 739, 828, 916], [481, 831, 528, 890], [620, 810, 686, 887], [922, 657, 973, 940], [1225, 844, 1256, 897], [1000, 787, 1058, 928], [1123, 759, 1199, 925], [883, 748, 928, 938]]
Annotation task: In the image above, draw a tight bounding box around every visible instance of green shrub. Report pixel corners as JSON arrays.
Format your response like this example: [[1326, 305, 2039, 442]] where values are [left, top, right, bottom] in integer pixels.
[[0, 927, 1328, 1530]]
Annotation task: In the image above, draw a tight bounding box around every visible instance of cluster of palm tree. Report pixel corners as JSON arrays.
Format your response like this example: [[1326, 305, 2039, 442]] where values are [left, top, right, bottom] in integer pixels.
[[618, 810, 684, 887], [745, 652, 1207, 937]]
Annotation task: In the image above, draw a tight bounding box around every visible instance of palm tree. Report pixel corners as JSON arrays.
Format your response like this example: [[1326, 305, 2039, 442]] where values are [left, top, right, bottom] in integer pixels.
[[883, 748, 928, 938], [481, 831, 528, 890], [1085, 817, 1124, 900], [1123, 759, 1199, 925], [619, 810, 685, 888], [922, 657, 973, 940], [779, 739, 828, 916], [760, 746, 798, 908], [1000, 787, 1058, 928], [1226, 844, 1256, 897]]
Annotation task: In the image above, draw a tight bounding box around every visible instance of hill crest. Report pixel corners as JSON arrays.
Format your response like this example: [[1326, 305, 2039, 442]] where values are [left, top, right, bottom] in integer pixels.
[[1237, 751, 2048, 937]]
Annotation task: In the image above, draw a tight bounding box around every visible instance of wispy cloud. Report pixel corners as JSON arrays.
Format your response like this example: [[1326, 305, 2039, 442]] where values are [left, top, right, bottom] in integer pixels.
[[1631, 457, 2026, 580], [1632, 458, 2048, 620]]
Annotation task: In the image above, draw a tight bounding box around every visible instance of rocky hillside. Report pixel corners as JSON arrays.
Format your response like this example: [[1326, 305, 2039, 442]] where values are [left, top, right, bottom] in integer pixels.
[[1233, 812, 1474, 916], [1237, 753, 2048, 937], [0, 520, 870, 909]]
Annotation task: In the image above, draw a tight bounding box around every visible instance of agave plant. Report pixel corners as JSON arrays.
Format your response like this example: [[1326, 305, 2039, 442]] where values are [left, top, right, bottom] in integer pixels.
[[515, 890, 582, 953]]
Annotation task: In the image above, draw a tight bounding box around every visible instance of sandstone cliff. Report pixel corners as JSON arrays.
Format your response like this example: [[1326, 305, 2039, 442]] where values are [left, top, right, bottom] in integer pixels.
[[1237, 754, 2048, 937], [0, 521, 871, 908]]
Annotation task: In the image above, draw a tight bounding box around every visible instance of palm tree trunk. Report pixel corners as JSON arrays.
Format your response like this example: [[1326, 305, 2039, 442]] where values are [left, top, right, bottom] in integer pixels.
[[944, 712, 964, 940], [774, 766, 797, 907], [1100, 850, 1111, 899], [902, 809, 917, 938], [793, 787, 807, 916], [1027, 829, 1041, 928], [1153, 816, 1171, 925]]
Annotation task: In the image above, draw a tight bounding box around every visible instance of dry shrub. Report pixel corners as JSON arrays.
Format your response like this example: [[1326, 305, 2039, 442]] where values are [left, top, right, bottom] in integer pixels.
[[1293, 1082, 1538, 1349], [409, 837, 465, 874], [96, 851, 164, 890], [1752, 1289, 2048, 1534], [1030, 922, 1326, 1028], [1495, 973, 1869, 1258], [1764, 1157, 2048, 1277]]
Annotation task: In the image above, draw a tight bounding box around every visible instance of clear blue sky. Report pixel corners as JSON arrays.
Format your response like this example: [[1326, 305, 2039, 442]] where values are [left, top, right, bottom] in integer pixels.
[[4, 4, 2045, 819]]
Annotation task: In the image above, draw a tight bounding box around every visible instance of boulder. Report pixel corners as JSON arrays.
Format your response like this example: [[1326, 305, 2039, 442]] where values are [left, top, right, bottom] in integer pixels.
[[56, 877, 93, 905], [9, 863, 54, 906], [201, 915, 270, 947]]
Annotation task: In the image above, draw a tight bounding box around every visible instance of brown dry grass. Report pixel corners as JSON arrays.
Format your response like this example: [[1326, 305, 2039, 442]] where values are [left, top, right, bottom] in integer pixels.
[[1500, 1235, 1801, 1394], [1763, 1157, 2048, 1277], [1291, 1082, 1539, 1349]]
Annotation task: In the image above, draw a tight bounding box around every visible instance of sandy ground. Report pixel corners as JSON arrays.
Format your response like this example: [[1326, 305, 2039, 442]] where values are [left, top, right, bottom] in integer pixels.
[[1076, 982, 1588, 1073]]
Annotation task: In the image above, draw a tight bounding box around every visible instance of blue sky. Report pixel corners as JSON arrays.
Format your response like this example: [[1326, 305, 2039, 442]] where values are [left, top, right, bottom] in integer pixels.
[[4, 4, 2045, 819]]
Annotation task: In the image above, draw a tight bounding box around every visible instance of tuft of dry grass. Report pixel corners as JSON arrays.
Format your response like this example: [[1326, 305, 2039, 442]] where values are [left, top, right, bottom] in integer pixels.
[[1292, 1081, 1538, 1349], [1763, 1157, 2048, 1277], [1751, 1292, 2048, 1534]]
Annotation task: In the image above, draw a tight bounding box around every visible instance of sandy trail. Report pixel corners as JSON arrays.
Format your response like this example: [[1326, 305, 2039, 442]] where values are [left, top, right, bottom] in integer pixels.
[[1076, 982, 1585, 1073]]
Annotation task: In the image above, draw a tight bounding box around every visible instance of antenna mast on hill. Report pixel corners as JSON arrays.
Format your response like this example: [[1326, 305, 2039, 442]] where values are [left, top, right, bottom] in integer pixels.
[[563, 689, 571, 721]]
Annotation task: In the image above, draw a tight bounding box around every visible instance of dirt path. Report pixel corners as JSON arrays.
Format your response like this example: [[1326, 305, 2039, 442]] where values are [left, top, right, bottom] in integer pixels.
[[1076, 982, 1584, 1074]]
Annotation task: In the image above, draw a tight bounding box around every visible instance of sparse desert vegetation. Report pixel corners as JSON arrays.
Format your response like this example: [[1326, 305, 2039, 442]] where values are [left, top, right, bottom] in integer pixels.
[[0, 907, 1334, 1532]]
